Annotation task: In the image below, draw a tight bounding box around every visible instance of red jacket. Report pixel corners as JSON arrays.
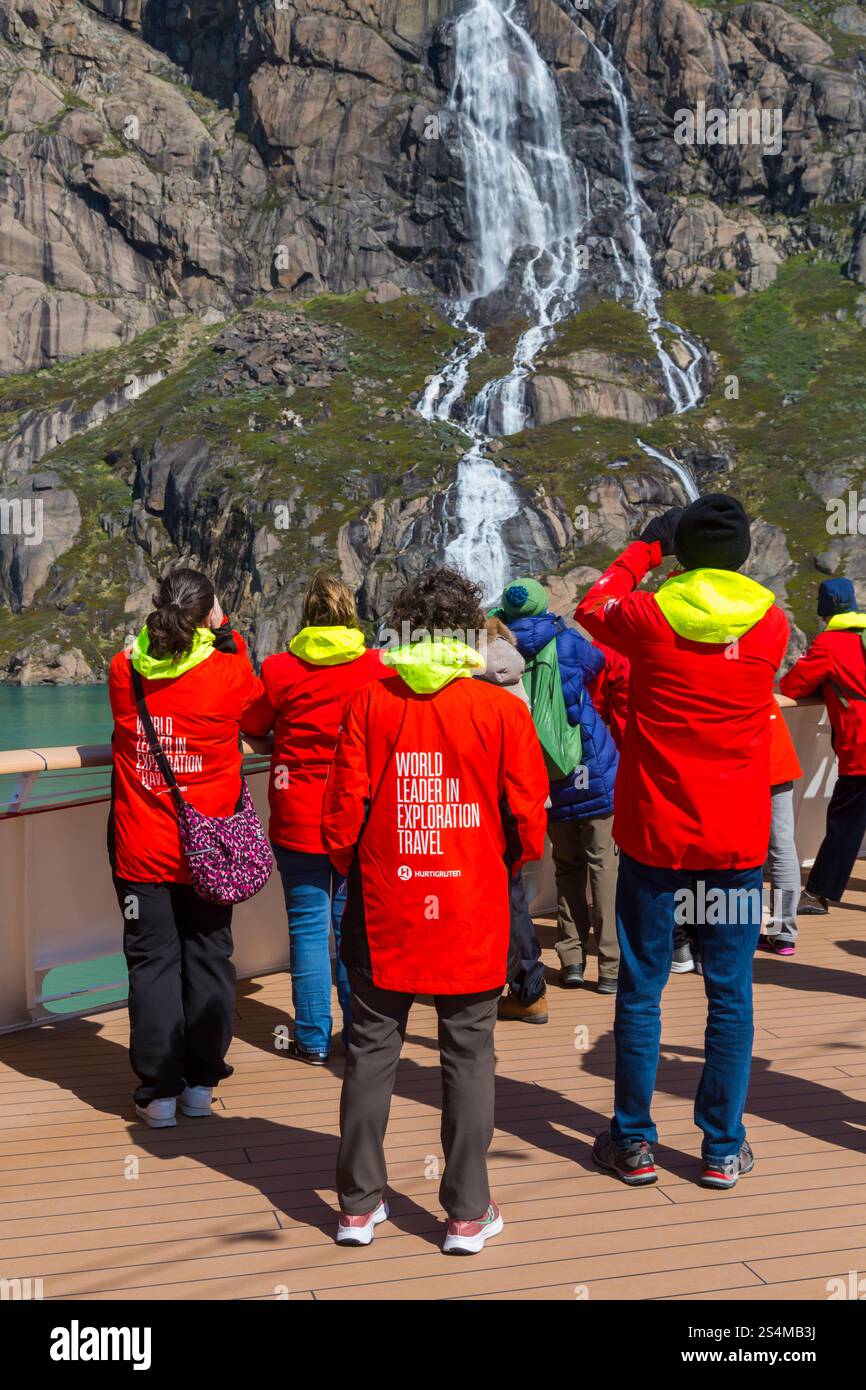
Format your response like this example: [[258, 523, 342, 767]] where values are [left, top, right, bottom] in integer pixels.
[[769, 699, 802, 785], [588, 641, 630, 749], [109, 631, 273, 882], [322, 662, 548, 994], [780, 621, 866, 775], [262, 641, 387, 854], [575, 541, 789, 871]]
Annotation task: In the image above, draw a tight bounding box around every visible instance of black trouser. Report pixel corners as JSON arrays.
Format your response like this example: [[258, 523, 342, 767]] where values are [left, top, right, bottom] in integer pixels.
[[337, 971, 500, 1220], [807, 774, 866, 903], [673, 923, 700, 953], [114, 879, 236, 1106], [506, 872, 546, 1004]]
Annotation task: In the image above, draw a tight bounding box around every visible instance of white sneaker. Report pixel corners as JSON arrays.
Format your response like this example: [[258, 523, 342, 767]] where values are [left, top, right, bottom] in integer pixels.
[[135, 1098, 177, 1128], [179, 1085, 214, 1117], [336, 1199, 389, 1247]]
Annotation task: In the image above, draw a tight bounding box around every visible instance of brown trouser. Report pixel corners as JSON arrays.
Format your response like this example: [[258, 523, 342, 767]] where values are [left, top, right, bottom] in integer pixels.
[[337, 970, 500, 1221], [547, 815, 620, 980]]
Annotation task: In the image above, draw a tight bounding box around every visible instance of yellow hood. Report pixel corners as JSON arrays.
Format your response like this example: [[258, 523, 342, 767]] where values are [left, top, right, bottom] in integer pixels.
[[655, 568, 776, 643], [131, 626, 216, 680], [382, 638, 485, 694], [289, 626, 367, 666], [826, 612, 866, 632]]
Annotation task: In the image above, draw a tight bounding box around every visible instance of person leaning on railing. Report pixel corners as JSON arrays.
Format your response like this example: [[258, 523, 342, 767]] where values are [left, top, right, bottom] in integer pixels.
[[260, 571, 389, 1067], [108, 568, 273, 1129], [780, 577, 866, 915]]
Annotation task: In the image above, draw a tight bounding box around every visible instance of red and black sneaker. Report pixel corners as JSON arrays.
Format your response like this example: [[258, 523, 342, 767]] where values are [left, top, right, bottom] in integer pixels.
[[700, 1140, 755, 1190], [443, 1202, 504, 1255], [592, 1130, 658, 1186]]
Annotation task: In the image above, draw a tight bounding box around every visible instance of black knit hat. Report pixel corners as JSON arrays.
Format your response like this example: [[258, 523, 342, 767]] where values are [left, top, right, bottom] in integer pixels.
[[673, 494, 752, 573]]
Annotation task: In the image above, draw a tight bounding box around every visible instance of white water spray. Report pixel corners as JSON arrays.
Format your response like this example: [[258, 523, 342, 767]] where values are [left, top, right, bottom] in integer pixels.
[[587, 35, 701, 496], [589, 39, 703, 418], [636, 438, 700, 503], [420, 0, 590, 599], [419, 1, 701, 598]]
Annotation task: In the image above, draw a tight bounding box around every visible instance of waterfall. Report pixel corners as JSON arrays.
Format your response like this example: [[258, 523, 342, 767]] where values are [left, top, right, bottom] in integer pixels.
[[586, 34, 701, 498], [589, 38, 703, 417], [636, 438, 700, 504], [448, 0, 588, 437], [419, 0, 590, 601], [419, 0, 701, 601]]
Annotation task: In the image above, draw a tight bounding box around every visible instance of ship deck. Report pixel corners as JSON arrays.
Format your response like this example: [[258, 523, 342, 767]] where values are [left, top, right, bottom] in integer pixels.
[[1, 890, 865, 1302]]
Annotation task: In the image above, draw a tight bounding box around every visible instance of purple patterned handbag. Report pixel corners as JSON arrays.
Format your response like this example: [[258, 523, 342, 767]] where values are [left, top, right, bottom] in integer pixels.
[[132, 669, 272, 905]]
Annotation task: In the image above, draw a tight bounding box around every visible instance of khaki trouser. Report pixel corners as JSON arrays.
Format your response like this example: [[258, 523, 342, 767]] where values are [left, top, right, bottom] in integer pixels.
[[547, 815, 620, 980]]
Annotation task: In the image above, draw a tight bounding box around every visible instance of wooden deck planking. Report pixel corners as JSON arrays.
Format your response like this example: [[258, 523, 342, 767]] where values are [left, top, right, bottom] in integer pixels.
[[0, 888, 864, 1300]]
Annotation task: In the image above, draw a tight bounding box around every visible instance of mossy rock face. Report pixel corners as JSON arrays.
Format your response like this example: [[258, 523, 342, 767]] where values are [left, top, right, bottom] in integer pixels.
[[689, 0, 866, 60], [0, 293, 468, 676], [641, 257, 866, 637], [545, 301, 661, 361], [0, 320, 185, 434], [453, 257, 866, 639], [2, 260, 866, 676]]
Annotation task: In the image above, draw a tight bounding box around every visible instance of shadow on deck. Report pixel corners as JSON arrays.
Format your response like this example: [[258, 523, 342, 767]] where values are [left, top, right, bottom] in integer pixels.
[[1, 891, 865, 1301]]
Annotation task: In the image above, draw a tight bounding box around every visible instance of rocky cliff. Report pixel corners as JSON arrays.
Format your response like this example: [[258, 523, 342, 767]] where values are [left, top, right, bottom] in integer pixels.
[[1, 0, 865, 680]]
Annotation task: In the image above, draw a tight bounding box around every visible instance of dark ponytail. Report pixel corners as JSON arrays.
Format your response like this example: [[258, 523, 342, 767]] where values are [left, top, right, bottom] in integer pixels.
[[146, 568, 215, 661]]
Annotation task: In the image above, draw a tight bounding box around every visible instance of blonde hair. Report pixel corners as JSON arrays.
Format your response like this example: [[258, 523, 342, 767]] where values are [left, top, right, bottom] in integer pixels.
[[485, 615, 517, 646], [302, 570, 360, 629]]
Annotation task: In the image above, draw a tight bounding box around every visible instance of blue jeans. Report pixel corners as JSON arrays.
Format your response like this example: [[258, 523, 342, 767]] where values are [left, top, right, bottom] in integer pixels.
[[272, 845, 350, 1054], [612, 851, 763, 1162]]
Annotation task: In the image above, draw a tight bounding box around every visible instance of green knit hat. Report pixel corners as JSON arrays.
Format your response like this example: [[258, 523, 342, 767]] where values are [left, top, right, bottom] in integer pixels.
[[498, 578, 549, 619]]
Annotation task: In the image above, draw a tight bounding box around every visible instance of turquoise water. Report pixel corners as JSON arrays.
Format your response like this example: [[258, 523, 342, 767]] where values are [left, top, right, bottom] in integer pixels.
[[0, 685, 113, 816], [0, 685, 111, 753]]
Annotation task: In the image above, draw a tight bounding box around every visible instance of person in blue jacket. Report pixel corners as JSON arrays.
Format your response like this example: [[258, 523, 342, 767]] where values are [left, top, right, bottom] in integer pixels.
[[494, 578, 620, 993]]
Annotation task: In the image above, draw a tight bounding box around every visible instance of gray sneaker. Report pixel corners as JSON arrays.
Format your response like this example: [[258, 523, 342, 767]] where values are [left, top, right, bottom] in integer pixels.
[[700, 1139, 755, 1190], [798, 890, 829, 916], [671, 943, 695, 973], [592, 1130, 658, 1186]]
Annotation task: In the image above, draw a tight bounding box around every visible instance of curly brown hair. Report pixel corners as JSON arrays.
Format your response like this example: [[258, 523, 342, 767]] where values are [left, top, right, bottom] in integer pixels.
[[389, 566, 486, 638]]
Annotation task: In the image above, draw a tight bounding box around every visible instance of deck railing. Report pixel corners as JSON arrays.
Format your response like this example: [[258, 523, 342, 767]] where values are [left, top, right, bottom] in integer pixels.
[[0, 737, 274, 815]]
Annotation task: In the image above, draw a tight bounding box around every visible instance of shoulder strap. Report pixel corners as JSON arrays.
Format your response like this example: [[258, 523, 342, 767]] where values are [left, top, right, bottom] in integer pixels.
[[131, 667, 185, 811]]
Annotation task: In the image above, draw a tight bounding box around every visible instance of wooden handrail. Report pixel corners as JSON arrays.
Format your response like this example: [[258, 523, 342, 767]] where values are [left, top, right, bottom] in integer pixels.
[[0, 736, 275, 777], [0, 699, 824, 777]]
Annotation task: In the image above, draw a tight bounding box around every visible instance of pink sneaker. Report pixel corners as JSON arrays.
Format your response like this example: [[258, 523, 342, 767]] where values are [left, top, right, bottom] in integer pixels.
[[757, 935, 795, 956], [443, 1202, 503, 1255], [336, 1199, 389, 1247]]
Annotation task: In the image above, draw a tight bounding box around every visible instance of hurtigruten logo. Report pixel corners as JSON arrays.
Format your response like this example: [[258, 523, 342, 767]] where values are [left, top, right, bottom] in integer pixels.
[[49, 1320, 152, 1370], [674, 100, 783, 156]]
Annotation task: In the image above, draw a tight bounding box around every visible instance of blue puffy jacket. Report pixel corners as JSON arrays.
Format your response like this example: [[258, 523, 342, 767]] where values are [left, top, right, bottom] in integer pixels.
[[509, 613, 618, 822]]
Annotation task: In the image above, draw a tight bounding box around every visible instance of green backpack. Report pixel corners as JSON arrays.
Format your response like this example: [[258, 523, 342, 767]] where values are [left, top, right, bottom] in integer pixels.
[[522, 635, 583, 780]]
